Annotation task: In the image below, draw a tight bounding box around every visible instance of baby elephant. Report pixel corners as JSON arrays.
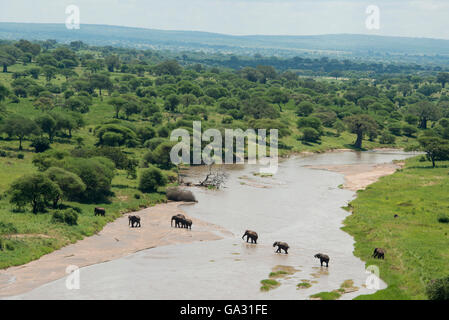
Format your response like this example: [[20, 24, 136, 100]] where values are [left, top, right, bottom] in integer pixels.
[[273, 241, 289, 254], [242, 230, 258, 244], [314, 253, 330, 267], [128, 215, 141, 228], [372, 248, 385, 259], [94, 207, 106, 216], [182, 218, 192, 230]]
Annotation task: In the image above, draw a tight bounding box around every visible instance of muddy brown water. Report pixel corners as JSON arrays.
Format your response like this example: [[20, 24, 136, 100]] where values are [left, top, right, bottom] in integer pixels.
[[6, 150, 416, 300]]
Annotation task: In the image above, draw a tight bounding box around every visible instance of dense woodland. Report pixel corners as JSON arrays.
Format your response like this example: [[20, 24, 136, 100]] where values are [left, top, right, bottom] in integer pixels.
[[1, 39, 449, 291]]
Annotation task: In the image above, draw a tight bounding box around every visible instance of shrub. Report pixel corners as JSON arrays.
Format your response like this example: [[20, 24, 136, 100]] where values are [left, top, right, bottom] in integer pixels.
[[0, 222, 18, 235], [138, 167, 167, 193], [426, 277, 449, 300], [17, 153, 24, 159], [437, 214, 449, 224], [301, 127, 321, 143], [144, 137, 167, 150], [30, 136, 51, 153], [379, 131, 396, 144], [402, 124, 418, 137], [297, 116, 322, 132], [52, 209, 78, 225], [166, 187, 196, 202], [388, 122, 402, 136]]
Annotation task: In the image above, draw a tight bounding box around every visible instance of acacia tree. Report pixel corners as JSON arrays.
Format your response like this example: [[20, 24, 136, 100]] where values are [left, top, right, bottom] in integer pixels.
[[418, 136, 449, 168], [408, 101, 441, 129], [36, 114, 57, 142], [9, 173, 61, 213], [1, 115, 39, 150], [436, 72, 449, 89], [344, 114, 378, 149], [108, 96, 127, 118]]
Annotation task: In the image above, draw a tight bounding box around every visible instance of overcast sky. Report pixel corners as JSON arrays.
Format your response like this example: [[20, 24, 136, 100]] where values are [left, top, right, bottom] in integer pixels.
[[1, 0, 448, 39]]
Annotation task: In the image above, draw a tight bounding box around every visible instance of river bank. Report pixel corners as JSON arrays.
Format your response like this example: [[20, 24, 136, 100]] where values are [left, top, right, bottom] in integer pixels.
[[0, 202, 230, 297], [341, 156, 449, 300]]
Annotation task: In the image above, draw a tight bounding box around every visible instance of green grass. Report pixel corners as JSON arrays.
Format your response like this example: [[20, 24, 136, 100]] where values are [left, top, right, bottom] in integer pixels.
[[310, 291, 342, 300], [343, 157, 449, 300], [260, 279, 281, 291], [297, 281, 312, 289]]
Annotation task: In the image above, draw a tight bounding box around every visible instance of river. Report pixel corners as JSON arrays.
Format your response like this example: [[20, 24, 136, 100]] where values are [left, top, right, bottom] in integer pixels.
[[8, 150, 416, 299]]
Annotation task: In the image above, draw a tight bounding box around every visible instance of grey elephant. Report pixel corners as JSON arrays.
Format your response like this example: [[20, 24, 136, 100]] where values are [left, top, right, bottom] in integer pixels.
[[372, 248, 385, 259], [171, 214, 186, 228], [314, 253, 330, 267], [181, 218, 192, 230], [128, 215, 141, 228], [242, 230, 258, 244], [273, 241, 289, 254]]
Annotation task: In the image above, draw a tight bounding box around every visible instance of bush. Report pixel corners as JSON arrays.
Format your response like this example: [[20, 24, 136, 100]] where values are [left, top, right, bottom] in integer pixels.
[[0, 222, 18, 235], [301, 127, 321, 143], [388, 122, 402, 136], [52, 209, 78, 226], [297, 116, 322, 133], [138, 167, 167, 193], [166, 187, 196, 202], [426, 277, 449, 300], [30, 136, 51, 153], [379, 131, 396, 144], [17, 153, 24, 159], [437, 214, 449, 224], [402, 124, 418, 137]]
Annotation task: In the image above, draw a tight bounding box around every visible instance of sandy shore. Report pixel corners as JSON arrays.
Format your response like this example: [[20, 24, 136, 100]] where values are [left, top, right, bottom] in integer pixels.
[[0, 202, 231, 298], [305, 161, 405, 191]]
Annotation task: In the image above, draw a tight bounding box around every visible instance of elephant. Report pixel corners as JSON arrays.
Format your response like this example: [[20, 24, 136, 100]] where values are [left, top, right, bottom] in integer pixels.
[[314, 253, 330, 267], [181, 218, 192, 230], [273, 241, 289, 254], [128, 215, 141, 228], [242, 230, 258, 244], [372, 248, 385, 259], [171, 214, 186, 228], [94, 207, 106, 216]]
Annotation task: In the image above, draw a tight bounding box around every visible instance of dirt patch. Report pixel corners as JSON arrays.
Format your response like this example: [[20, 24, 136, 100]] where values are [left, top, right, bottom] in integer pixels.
[[0, 202, 231, 298]]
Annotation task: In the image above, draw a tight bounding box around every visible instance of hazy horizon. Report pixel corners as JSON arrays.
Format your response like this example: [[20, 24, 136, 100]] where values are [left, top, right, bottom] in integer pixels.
[[1, 0, 449, 40]]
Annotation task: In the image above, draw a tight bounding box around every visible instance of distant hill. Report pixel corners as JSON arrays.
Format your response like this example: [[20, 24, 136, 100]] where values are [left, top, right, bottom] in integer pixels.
[[1, 22, 449, 60]]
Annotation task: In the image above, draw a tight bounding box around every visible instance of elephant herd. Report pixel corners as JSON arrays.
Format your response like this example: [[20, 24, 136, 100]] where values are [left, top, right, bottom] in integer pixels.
[[95, 208, 386, 262], [242, 229, 329, 266]]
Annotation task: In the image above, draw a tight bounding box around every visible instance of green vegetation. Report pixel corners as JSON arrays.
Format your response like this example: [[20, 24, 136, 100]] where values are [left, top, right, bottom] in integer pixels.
[[297, 281, 312, 289], [344, 157, 449, 300], [260, 279, 281, 292], [310, 291, 342, 300], [0, 37, 448, 277]]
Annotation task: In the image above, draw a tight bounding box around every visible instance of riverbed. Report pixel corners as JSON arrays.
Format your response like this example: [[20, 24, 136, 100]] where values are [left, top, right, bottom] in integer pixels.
[[5, 150, 416, 299]]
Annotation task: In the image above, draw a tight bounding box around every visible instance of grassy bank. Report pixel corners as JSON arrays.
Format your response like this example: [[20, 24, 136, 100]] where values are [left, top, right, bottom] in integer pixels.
[[343, 156, 449, 300]]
